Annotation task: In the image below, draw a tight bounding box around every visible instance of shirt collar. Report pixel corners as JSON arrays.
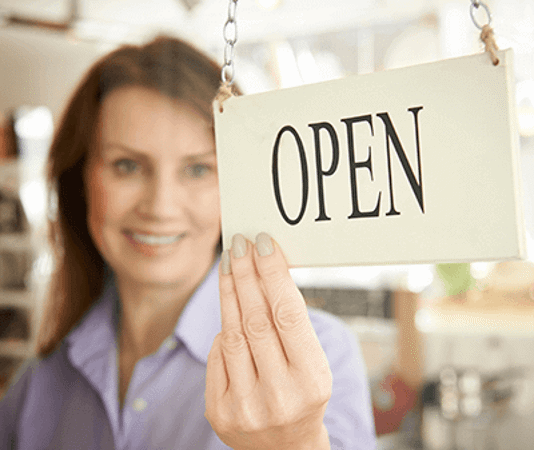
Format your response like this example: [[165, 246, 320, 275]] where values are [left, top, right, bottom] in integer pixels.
[[174, 258, 221, 365], [66, 259, 222, 368], [66, 276, 117, 386]]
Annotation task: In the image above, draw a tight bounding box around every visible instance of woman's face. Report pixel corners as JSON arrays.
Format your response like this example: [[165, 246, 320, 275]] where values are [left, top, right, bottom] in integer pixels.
[[84, 86, 221, 288]]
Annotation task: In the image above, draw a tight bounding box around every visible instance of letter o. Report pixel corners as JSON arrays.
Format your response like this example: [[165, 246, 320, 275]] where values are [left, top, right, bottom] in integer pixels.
[[272, 126, 309, 226]]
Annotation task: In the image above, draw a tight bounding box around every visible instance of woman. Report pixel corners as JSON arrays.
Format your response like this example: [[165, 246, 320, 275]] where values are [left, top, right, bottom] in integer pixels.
[[0, 36, 376, 449]]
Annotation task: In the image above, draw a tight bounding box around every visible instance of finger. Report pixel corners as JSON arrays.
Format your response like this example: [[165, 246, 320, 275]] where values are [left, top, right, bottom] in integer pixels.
[[253, 233, 327, 373], [219, 250, 258, 394], [219, 250, 242, 333], [205, 333, 228, 405], [230, 234, 289, 379]]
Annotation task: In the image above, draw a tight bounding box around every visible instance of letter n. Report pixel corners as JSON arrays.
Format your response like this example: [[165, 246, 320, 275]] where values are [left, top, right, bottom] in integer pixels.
[[376, 106, 424, 216]]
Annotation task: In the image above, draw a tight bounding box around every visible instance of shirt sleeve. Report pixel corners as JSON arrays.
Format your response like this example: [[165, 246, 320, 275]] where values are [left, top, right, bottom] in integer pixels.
[[308, 308, 377, 450], [0, 358, 36, 450]]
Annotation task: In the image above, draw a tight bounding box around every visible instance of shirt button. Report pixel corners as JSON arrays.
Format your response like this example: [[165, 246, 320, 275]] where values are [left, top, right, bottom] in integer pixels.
[[133, 398, 147, 412], [165, 337, 178, 350]]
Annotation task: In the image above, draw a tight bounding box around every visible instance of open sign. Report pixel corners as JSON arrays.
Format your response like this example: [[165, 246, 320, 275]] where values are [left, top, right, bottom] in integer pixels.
[[271, 107, 424, 226], [214, 50, 525, 267]]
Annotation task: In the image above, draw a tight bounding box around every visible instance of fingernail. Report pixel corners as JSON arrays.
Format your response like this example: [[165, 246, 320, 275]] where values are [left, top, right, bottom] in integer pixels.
[[221, 250, 231, 275], [255, 232, 274, 256], [231, 234, 248, 259]]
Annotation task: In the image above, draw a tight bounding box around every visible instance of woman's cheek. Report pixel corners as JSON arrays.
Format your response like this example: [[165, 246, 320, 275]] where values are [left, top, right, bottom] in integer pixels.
[[193, 188, 222, 230]]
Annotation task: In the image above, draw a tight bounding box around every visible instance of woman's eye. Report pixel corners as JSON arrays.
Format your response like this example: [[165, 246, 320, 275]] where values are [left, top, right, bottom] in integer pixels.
[[185, 163, 212, 179], [113, 159, 138, 175]]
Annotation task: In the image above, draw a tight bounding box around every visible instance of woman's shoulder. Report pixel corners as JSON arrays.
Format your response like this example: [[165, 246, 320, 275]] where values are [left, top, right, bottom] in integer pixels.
[[306, 306, 364, 364], [0, 344, 114, 448], [1, 343, 73, 407], [0, 349, 67, 443], [307, 306, 356, 342], [306, 308, 377, 448]]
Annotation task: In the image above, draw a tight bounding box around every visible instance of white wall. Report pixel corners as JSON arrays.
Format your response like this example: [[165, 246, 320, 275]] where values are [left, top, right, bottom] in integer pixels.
[[0, 26, 107, 121]]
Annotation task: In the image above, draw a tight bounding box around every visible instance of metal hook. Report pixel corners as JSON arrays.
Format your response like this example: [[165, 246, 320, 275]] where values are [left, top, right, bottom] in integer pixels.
[[221, 0, 238, 84], [470, 1, 492, 30]]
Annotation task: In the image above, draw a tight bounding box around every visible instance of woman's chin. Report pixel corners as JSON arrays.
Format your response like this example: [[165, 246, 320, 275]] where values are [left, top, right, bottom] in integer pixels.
[[113, 264, 184, 288]]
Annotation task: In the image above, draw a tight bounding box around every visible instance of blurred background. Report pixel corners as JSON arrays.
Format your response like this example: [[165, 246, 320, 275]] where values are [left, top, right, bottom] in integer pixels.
[[0, 0, 533, 448]]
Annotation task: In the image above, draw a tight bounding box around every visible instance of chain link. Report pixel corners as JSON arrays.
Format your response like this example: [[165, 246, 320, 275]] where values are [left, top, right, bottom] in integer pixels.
[[470, 1, 492, 30], [221, 0, 238, 84]]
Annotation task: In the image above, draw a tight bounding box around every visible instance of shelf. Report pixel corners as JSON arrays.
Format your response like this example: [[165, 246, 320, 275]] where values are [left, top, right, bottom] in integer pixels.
[[417, 302, 534, 337], [0, 233, 32, 251], [0, 340, 32, 358], [0, 290, 33, 308], [0, 161, 42, 367]]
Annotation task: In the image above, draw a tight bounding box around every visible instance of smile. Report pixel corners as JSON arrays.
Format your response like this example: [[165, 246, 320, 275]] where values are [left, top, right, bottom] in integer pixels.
[[130, 233, 185, 246]]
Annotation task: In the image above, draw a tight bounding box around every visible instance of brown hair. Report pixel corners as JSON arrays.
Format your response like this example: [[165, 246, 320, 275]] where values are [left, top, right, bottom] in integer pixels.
[[36, 36, 223, 357]]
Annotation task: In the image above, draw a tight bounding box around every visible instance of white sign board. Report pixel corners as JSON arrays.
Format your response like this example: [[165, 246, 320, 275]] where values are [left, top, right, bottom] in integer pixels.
[[214, 50, 526, 267]]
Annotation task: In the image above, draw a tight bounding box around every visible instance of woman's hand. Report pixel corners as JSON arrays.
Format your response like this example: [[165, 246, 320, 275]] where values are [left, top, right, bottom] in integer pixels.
[[205, 233, 332, 450]]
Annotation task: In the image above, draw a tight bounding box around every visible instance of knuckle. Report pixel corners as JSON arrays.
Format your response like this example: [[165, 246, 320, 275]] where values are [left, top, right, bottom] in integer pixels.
[[273, 300, 308, 332], [219, 278, 236, 298], [205, 399, 229, 431], [211, 414, 233, 437], [204, 409, 213, 427], [259, 259, 286, 284], [316, 381, 332, 405], [309, 368, 333, 406], [244, 309, 274, 339], [216, 396, 263, 434], [231, 260, 256, 284], [208, 334, 223, 360], [221, 328, 248, 354], [204, 405, 216, 426], [307, 391, 329, 414], [266, 393, 294, 425], [235, 410, 263, 434], [232, 270, 261, 294]]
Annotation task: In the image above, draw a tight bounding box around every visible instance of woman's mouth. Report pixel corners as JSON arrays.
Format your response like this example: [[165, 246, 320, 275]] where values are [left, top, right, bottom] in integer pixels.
[[131, 233, 185, 246]]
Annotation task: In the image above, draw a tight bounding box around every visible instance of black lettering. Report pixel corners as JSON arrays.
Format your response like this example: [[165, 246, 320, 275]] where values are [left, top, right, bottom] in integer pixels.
[[377, 107, 424, 216], [341, 114, 381, 219], [309, 122, 340, 222], [272, 125, 309, 226]]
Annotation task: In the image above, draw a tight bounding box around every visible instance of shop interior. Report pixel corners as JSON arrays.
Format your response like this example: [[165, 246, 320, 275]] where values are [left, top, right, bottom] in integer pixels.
[[1, 0, 534, 448]]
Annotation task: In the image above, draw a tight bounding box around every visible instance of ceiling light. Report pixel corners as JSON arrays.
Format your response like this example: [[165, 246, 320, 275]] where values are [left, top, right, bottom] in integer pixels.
[[257, 0, 282, 11], [178, 0, 203, 12]]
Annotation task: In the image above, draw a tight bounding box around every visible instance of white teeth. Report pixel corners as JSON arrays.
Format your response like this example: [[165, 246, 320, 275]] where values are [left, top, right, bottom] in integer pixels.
[[131, 233, 182, 246]]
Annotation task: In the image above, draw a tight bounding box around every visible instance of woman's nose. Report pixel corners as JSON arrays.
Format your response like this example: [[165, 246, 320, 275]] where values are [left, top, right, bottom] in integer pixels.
[[138, 172, 182, 221]]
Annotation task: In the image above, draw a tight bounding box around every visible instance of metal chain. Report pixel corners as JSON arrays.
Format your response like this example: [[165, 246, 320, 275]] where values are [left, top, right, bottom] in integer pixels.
[[469, 0, 499, 65], [470, 0, 492, 30], [221, 0, 238, 84]]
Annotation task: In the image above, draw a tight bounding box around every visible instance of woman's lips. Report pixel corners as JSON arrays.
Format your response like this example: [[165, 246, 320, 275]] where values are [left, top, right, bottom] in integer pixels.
[[124, 231, 186, 256], [131, 232, 184, 245]]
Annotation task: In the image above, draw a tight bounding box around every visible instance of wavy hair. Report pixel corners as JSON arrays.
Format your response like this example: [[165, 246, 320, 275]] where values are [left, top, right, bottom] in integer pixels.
[[37, 36, 223, 357]]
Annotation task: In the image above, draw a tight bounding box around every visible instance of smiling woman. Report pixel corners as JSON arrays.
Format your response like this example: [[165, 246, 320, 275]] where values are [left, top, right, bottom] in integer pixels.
[[85, 87, 220, 291], [0, 35, 376, 450], [38, 35, 224, 359]]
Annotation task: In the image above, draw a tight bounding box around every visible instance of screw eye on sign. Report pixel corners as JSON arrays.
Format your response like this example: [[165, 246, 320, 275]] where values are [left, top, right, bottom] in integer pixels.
[[214, 49, 526, 267]]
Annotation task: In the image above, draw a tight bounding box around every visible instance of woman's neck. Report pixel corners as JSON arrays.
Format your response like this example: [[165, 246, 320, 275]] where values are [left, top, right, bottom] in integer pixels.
[[115, 260, 214, 360], [117, 283, 186, 358]]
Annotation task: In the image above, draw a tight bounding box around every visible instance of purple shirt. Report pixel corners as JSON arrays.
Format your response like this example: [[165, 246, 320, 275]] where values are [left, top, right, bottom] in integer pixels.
[[1, 261, 376, 449]]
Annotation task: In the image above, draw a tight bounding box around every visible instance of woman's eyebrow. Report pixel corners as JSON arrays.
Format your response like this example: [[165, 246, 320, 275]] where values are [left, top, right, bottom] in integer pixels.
[[102, 143, 149, 159], [103, 143, 216, 160], [183, 150, 217, 161]]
